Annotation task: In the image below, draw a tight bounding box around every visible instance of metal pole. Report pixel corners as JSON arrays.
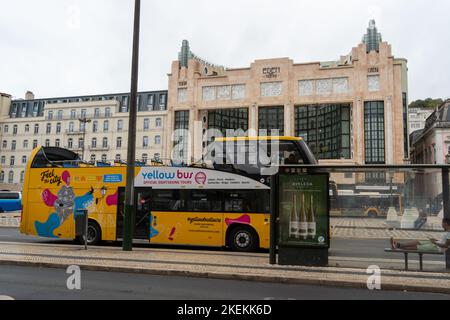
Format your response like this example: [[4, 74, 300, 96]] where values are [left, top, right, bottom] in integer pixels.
[[123, 0, 141, 251], [85, 210, 88, 250], [441, 168, 450, 269], [269, 175, 278, 265]]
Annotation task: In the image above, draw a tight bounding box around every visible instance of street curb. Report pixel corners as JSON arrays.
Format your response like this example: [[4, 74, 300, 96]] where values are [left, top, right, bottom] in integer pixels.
[[1, 259, 449, 295]]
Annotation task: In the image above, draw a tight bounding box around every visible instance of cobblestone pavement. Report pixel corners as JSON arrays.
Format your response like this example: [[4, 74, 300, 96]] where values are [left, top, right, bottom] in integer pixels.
[[0, 241, 448, 294], [330, 218, 445, 240], [0, 214, 20, 228], [0, 215, 446, 240]]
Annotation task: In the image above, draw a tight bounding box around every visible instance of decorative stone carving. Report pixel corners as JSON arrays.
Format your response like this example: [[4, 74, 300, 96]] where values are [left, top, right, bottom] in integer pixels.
[[368, 75, 380, 92], [217, 86, 231, 100], [316, 79, 332, 95], [177, 88, 187, 103], [231, 84, 245, 100], [333, 77, 349, 94], [299, 80, 314, 96], [260, 82, 282, 97], [202, 86, 216, 101]]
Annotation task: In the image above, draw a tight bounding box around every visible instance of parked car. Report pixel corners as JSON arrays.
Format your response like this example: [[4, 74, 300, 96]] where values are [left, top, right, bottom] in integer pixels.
[[0, 190, 22, 213]]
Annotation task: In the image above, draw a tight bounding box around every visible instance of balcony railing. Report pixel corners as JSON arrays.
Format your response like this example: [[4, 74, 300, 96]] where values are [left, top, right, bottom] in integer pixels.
[[88, 145, 110, 151]]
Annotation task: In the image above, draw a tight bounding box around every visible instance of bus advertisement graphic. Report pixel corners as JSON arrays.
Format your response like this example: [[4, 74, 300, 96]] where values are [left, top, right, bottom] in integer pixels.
[[278, 173, 330, 248]]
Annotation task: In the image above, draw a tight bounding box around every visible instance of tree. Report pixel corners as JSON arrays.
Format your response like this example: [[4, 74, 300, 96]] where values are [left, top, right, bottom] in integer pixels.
[[409, 98, 443, 109]]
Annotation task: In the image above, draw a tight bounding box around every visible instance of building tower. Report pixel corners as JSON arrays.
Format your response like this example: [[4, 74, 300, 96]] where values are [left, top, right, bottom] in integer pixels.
[[362, 20, 382, 53]]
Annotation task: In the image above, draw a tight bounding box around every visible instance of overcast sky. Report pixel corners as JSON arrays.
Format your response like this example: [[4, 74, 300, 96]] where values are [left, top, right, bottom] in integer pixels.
[[1, 0, 449, 102]]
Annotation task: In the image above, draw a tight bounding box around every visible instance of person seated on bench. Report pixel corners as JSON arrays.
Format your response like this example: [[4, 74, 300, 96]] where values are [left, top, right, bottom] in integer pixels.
[[390, 218, 450, 252]]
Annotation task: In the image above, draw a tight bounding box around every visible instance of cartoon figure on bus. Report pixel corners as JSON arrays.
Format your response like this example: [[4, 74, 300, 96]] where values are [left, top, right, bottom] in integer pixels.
[[35, 170, 94, 238]]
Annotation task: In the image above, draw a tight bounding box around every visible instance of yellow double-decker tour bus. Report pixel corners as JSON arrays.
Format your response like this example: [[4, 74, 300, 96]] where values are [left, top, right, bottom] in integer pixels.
[[20, 136, 316, 251]]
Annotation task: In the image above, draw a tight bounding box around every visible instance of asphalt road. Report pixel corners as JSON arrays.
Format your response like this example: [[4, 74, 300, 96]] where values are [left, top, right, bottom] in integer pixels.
[[0, 264, 448, 300], [0, 227, 443, 262]]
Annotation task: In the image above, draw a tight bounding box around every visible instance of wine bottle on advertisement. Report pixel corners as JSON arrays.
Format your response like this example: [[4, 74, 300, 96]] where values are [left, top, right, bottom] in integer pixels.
[[308, 194, 317, 239], [289, 193, 299, 239], [298, 193, 308, 240]]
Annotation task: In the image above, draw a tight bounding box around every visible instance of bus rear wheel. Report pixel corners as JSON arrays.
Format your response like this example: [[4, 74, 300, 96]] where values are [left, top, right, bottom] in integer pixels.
[[228, 225, 258, 252], [76, 220, 101, 245]]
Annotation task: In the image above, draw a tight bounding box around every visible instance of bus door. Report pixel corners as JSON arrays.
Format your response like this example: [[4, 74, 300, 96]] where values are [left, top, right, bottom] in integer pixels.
[[116, 187, 151, 240]]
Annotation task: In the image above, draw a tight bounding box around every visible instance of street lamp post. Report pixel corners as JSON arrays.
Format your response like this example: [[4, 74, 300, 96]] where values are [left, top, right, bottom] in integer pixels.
[[123, 0, 141, 251], [79, 118, 91, 161]]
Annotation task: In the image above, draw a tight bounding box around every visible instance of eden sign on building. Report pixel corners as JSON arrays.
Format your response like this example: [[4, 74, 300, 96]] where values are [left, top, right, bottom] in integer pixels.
[[263, 67, 281, 78]]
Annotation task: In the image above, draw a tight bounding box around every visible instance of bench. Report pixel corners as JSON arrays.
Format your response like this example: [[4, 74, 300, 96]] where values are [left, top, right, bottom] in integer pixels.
[[384, 248, 444, 271]]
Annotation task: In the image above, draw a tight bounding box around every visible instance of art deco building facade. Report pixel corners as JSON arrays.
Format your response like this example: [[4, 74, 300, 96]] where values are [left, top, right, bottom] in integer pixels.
[[165, 22, 409, 171], [0, 90, 168, 190]]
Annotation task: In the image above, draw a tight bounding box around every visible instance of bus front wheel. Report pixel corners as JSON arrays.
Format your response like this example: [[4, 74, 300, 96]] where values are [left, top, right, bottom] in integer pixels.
[[76, 220, 102, 245], [228, 225, 259, 252]]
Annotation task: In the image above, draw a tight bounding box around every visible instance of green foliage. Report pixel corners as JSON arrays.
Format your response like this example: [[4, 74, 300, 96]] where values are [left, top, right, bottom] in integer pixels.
[[409, 98, 443, 109]]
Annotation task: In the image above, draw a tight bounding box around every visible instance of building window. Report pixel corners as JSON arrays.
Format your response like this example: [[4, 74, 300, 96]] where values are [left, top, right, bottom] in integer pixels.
[[116, 137, 122, 148], [143, 136, 149, 147], [46, 123, 51, 134], [155, 135, 161, 145], [10, 156, 15, 166], [90, 154, 96, 162], [20, 171, 25, 183], [48, 111, 53, 120], [101, 154, 107, 162], [261, 82, 283, 97], [34, 124, 39, 134], [1, 156, 5, 164], [142, 153, 148, 163], [117, 119, 123, 132], [368, 75, 380, 92], [13, 125, 18, 135], [295, 104, 351, 160], [94, 108, 100, 118], [155, 118, 162, 128], [208, 108, 248, 137], [4, 125, 8, 133], [258, 106, 284, 135], [178, 88, 187, 103], [174, 110, 190, 161], [80, 121, 86, 132], [0, 171, 4, 182], [23, 140, 28, 149], [55, 139, 60, 147], [364, 101, 385, 164], [68, 138, 73, 149], [154, 153, 161, 161], [33, 140, 38, 149], [22, 156, 27, 164], [159, 94, 166, 108], [102, 137, 108, 148], [57, 110, 63, 120], [69, 122, 74, 133], [147, 94, 154, 110], [56, 123, 61, 134], [93, 121, 98, 133], [8, 171, 14, 183], [11, 140, 16, 151], [105, 107, 111, 117], [78, 138, 83, 149], [91, 138, 97, 148], [403, 92, 409, 159], [144, 118, 149, 131], [2, 141, 6, 149], [121, 97, 128, 112], [45, 139, 51, 147], [70, 109, 76, 119], [103, 120, 109, 132], [25, 124, 29, 132], [80, 109, 87, 118]]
